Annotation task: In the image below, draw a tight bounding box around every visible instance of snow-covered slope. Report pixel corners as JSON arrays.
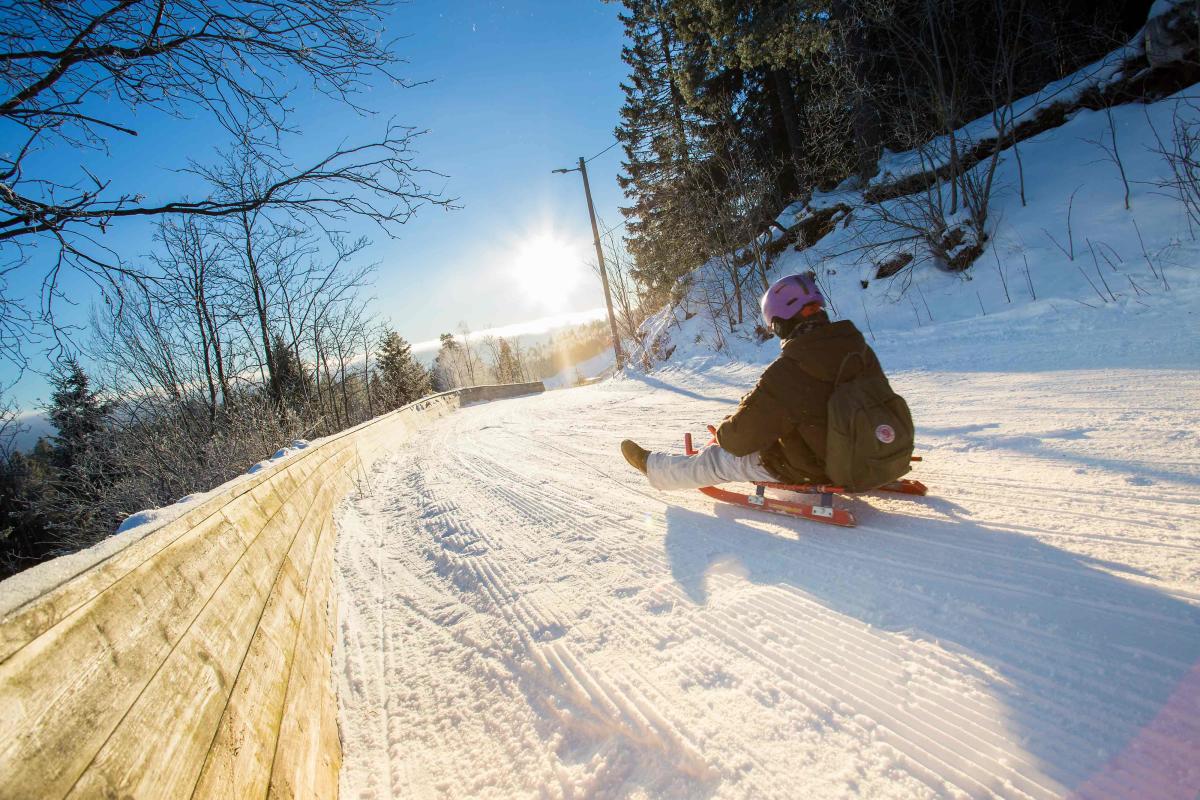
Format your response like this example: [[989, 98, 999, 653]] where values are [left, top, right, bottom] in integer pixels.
[[333, 294, 1199, 799], [633, 26, 1200, 373]]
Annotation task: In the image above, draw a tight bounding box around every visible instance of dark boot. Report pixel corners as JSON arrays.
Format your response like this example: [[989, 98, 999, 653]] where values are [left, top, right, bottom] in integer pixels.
[[620, 440, 649, 474]]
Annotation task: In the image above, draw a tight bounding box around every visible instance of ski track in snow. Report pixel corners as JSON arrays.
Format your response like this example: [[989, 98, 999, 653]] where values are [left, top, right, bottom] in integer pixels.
[[334, 365, 1200, 799]]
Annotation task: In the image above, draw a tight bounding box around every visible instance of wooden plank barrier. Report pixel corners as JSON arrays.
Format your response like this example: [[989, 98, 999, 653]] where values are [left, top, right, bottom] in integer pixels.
[[0, 383, 544, 799]]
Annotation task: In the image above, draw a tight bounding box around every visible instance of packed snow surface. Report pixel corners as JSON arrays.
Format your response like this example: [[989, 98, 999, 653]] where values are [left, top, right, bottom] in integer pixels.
[[334, 296, 1199, 799]]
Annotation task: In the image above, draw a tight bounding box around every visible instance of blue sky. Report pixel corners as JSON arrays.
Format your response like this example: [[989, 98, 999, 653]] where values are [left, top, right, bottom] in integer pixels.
[[1, 0, 629, 408]]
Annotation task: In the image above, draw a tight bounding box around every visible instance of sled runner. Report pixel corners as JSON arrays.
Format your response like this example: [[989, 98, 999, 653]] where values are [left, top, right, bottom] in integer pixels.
[[683, 430, 927, 528]]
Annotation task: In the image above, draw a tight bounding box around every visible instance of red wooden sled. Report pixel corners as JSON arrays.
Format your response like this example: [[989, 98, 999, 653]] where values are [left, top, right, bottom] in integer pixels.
[[683, 429, 927, 528]]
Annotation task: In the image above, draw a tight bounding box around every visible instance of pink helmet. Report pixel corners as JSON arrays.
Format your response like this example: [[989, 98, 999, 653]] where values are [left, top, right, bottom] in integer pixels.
[[761, 272, 824, 329]]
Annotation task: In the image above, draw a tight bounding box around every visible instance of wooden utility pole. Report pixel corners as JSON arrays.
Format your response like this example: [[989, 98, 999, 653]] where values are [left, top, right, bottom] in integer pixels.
[[554, 157, 625, 370]]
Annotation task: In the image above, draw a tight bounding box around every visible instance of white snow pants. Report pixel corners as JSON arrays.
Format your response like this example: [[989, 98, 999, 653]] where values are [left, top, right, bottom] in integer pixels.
[[645, 445, 777, 491]]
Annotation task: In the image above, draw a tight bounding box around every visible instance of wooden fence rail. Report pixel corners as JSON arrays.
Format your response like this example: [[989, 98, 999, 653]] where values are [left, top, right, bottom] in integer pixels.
[[0, 383, 544, 800]]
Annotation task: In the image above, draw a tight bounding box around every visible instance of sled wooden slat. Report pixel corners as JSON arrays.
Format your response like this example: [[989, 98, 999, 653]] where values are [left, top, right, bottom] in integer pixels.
[[699, 485, 858, 527], [683, 430, 928, 527]]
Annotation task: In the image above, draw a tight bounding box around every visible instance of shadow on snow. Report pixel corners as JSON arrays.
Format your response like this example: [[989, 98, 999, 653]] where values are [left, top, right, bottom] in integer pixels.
[[662, 500, 1200, 796]]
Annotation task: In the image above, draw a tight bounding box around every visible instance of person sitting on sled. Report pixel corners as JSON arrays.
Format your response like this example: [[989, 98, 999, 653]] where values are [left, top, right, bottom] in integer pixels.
[[621, 271, 904, 492]]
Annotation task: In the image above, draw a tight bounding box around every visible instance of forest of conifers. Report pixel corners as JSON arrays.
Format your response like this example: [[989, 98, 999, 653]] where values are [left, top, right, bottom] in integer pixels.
[[614, 0, 1153, 305]]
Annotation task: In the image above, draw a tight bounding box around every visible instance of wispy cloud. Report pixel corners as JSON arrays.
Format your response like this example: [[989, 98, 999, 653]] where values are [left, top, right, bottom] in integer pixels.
[[411, 307, 607, 355]]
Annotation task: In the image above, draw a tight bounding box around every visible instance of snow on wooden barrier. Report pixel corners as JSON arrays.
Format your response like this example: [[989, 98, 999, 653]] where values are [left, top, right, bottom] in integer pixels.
[[0, 382, 543, 800]]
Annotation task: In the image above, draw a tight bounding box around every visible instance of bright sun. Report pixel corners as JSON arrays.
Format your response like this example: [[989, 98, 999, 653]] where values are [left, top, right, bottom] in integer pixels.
[[510, 234, 583, 309]]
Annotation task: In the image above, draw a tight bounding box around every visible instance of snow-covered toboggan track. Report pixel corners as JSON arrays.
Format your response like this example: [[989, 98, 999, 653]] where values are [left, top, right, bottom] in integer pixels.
[[336, 366, 1200, 799], [0, 383, 543, 800]]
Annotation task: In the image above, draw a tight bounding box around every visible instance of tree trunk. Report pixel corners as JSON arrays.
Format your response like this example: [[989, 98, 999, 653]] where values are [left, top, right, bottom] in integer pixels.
[[338, 354, 351, 424], [363, 337, 374, 417], [241, 211, 281, 412], [772, 69, 804, 186], [655, 1, 690, 164], [193, 292, 218, 426], [203, 307, 230, 409], [832, 0, 884, 178]]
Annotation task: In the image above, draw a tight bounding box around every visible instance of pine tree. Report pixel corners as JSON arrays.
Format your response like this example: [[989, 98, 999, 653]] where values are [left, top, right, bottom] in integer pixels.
[[429, 363, 453, 394], [493, 338, 524, 384], [0, 449, 54, 578], [48, 358, 107, 472], [369, 372, 385, 409], [38, 358, 120, 551], [615, 0, 836, 303], [377, 330, 431, 409], [614, 0, 1150, 302], [270, 334, 309, 408], [616, 0, 712, 302]]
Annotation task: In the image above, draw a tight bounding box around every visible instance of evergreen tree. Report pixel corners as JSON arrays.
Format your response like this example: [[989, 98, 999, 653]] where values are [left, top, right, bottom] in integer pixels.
[[615, 0, 832, 300], [429, 363, 453, 394], [613, 0, 1148, 314], [38, 358, 120, 553], [48, 358, 107, 472], [0, 449, 54, 579], [377, 330, 431, 409], [270, 334, 309, 408], [369, 372, 385, 409], [615, 0, 711, 302], [492, 338, 525, 384]]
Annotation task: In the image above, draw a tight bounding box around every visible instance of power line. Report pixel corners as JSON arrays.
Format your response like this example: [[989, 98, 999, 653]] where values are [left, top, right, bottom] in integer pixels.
[[584, 139, 620, 164], [599, 218, 625, 239]]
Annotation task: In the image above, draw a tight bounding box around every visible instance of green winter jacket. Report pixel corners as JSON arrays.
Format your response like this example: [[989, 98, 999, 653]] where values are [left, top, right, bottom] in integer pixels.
[[714, 319, 882, 483]]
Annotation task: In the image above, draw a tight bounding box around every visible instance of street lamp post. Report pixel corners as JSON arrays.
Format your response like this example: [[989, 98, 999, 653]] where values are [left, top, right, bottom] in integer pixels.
[[553, 156, 625, 371]]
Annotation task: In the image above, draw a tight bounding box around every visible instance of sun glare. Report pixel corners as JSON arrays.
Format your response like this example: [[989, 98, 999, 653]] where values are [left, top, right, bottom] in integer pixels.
[[511, 234, 583, 309]]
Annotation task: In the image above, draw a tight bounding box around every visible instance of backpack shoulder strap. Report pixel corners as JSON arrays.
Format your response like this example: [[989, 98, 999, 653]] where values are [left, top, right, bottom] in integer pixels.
[[833, 347, 870, 388]]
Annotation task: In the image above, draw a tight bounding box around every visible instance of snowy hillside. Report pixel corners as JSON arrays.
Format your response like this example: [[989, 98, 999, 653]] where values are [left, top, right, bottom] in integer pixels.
[[632, 6, 1200, 374]]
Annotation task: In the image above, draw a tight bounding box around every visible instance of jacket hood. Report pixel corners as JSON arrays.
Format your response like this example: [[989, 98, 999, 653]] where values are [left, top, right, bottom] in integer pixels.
[[778, 320, 868, 382]]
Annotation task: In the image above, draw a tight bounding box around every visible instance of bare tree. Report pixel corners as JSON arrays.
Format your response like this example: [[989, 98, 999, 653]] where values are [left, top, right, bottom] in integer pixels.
[[432, 333, 470, 391], [151, 217, 234, 423], [480, 336, 503, 380], [482, 335, 526, 384], [0, 398, 22, 460], [455, 323, 483, 387], [1082, 104, 1132, 211], [594, 218, 648, 345], [0, 0, 418, 238], [677, 117, 788, 333], [0, 1, 453, 372], [1149, 98, 1200, 235]]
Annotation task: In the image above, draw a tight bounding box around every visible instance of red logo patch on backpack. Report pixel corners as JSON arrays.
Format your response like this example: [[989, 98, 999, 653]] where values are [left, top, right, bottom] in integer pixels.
[[875, 424, 896, 444]]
